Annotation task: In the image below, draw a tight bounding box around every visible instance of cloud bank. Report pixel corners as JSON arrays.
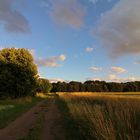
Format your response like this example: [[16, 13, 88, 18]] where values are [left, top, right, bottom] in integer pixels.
[[0, 0, 30, 33], [92, 0, 140, 58]]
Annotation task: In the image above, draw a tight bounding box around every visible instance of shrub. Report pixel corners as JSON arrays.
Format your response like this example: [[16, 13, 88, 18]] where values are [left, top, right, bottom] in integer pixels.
[[37, 78, 52, 94]]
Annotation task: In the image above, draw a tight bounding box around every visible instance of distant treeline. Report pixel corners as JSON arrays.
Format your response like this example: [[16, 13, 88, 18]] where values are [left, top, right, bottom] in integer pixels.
[[51, 81, 140, 92]]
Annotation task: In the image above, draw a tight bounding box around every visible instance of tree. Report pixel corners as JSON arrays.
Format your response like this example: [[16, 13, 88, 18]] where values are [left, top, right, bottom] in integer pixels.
[[67, 81, 81, 92], [50, 80, 140, 92], [0, 48, 38, 98], [123, 82, 138, 92], [107, 82, 123, 92], [37, 78, 52, 93]]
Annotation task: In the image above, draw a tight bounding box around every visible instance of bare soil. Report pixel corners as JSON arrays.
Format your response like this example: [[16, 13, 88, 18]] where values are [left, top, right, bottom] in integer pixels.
[[41, 98, 65, 140]]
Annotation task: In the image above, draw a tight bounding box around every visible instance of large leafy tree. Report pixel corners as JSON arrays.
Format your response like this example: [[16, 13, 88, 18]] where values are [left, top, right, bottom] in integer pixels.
[[0, 48, 38, 98]]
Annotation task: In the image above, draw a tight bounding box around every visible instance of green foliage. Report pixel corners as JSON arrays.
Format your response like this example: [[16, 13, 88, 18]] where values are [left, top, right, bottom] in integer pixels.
[[51, 81, 140, 92], [37, 78, 52, 93], [0, 48, 38, 98]]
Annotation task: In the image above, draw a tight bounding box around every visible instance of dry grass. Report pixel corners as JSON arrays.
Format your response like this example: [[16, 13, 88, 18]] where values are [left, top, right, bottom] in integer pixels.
[[59, 92, 140, 140]]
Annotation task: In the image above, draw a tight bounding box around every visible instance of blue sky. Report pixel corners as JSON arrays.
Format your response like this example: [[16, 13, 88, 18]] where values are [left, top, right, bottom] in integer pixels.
[[0, 0, 140, 82]]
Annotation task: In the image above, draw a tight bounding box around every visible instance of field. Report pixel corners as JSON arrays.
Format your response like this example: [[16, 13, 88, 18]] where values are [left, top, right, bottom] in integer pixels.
[[0, 92, 140, 140], [57, 92, 140, 140]]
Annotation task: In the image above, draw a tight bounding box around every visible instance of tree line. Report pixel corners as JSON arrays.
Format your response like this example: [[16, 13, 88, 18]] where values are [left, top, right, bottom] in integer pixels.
[[51, 81, 140, 92]]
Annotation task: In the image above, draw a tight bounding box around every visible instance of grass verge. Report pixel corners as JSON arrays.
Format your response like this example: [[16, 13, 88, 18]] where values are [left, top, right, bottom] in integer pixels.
[[0, 97, 42, 128], [56, 96, 85, 140]]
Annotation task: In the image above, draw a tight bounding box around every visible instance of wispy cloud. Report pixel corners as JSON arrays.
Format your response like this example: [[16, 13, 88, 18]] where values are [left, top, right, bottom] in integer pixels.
[[86, 47, 93, 53], [35, 54, 66, 67], [107, 74, 137, 82], [92, 0, 140, 58], [89, 66, 102, 72], [111, 66, 127, 74], [43, 0, 86, 29], [0, 0, 30, 33], [29, 49, 66, 67]]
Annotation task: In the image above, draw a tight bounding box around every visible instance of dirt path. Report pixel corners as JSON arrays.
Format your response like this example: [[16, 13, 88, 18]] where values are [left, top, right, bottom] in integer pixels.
[[41, 98, 65, 140], [0, 101, 45, 140], [0, 97, 65, 140]]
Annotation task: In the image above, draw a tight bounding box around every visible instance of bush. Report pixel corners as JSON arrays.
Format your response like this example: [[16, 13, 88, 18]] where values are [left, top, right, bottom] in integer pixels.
[[0, 48, 38, 98], [37, 78, 52, 94]]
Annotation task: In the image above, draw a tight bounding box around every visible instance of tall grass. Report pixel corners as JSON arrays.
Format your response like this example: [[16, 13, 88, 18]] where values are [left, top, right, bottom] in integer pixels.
[[59, 93, 140, 140]]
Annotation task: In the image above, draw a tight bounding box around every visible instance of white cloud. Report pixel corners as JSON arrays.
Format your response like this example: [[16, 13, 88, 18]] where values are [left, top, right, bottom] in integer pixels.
[[29, 49, 66, 67], [49, 78, 65, 83], [59, 54, 66, 61], [35, 54, 66, 67], [86, 77, 102, 81], [89, 66, 102, 72], [108, 74, 118, 81], [0, 0, 30, 33], [86, 75, 139, 82], [92, 0, 140, 58], [86, 47, 93, 53], [111, 66, 127, 74], [44, 0, 86, 29], [107, 74, 138, 82]]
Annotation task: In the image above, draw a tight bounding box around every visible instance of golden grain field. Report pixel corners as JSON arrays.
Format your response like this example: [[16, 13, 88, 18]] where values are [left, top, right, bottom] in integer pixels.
[[59, 92, 140, 140]]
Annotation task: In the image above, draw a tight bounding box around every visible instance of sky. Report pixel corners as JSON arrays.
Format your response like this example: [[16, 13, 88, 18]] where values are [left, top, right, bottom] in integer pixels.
[[0, 0, 140, 83]]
